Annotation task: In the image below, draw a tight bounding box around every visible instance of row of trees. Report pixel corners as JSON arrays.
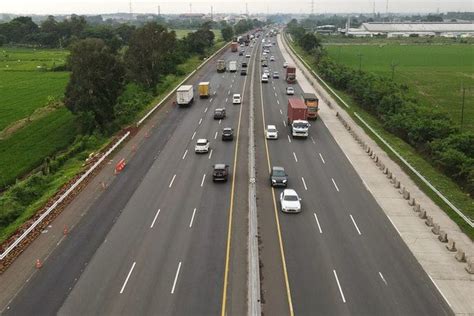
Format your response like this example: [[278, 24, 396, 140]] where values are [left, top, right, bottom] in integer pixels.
[[220, 19, 265, 42], [287, 22, 473, 195]]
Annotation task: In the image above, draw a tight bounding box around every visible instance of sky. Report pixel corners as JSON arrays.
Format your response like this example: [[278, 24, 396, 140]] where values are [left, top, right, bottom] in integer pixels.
[[0, 0, 472, 15]]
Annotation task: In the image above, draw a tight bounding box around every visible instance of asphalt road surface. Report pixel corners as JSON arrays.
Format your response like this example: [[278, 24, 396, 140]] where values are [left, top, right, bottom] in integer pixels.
[[3, 35, 453, 316]]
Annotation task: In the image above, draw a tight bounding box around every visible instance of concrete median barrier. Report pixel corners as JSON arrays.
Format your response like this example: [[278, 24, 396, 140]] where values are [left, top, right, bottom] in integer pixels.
[[425, 216, 434, 227], [413, 203, 421, 212], [455, 248, 466, 262], [408, 197, 415, 206], [419, 209, 427, 219], [438, 231, 448, 243], [431, 223, 440, 235], [465, 257, 474, 274], [446, 238, 456, 252], [387, 171, 392, 179]]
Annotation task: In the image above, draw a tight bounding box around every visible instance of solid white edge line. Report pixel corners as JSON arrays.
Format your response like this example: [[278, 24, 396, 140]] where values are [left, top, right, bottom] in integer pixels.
[[199, 118, 203, 125], [191, 132, 196, 140], [350, 214, 362, 235], [302, 177, 308, 190], [171, 261, 182, 294], [169, 174, 176, 188], [293, 152, 298, 162], [319, 153, 325, 164], [313, 212, 323, 234], [428, 275, 452, 307], [387, 216, 402, 236], [120, 262, 136, 294], [150, 209, 161, 228], [201, 174, 206, 187], [379, 272, 388, 285], [331, 178, 339, 192], [182, 150, 188, 160], [189, 208, 197, 228], [333, 269, 346, 303]]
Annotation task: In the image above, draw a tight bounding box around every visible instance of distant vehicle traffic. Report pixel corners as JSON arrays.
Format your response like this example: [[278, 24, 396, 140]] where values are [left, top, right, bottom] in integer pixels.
[[261, 74, 269, 83], [198, 82, 210, 98], [283, 62, 289, 68], [270, 56, 275, 61], [266, 125, 278, 139], [242, 62, 248, 68], [229, 61, 237, 72], [245, 54, 251, 58], [176, 85, 194, 106], [232, 94, 241, 104], [217, 59, 226, 72], [222, 127, 234, 141], [270, 166, 288, 187], [241, 69, 247, 76], [213, 164, 229, 182], [195, 139, 210, 153], [214, 108, 226, 119], [273, 71, 279, 79], [280, 189, 301, 213], [287, 98, 310, 138], [286, 66, 296, 83], [286, 87, 295, 95], [231, 42, 238, 52], [303, 93, 319, 120]]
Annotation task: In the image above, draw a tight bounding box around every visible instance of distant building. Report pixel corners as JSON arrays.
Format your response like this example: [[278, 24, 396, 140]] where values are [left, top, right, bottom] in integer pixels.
[[341, 22, 474, 37]]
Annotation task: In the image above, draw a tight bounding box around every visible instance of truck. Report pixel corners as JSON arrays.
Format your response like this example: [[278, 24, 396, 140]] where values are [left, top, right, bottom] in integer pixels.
[[231, 42, 238, 52], [217, 59, 226, 72], [229, 60, 237, 72], [198, 82, 210, 98], [303, 93, 319, 120], [176, 85, 194, 106], [286, 66, 296, 83], [287, 98, 310, 138]]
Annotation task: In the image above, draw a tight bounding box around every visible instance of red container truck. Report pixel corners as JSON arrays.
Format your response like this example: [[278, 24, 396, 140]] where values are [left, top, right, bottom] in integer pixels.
[[231, 42, 238, 52], [287, 98, 310, 138], [286, 66, 296, 83]]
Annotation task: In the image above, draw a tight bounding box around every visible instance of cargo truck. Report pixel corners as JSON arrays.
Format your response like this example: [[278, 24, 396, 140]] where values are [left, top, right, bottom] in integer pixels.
[[231, 42, 238, 52], [229, 61, 237, 72], [176, 85, 194, 106], [303, 93, 319, 120], [287, 98, 310, 138], [198, 82, 210, 98], [217, 59, 226, 72], [286, 66, 296, 83]]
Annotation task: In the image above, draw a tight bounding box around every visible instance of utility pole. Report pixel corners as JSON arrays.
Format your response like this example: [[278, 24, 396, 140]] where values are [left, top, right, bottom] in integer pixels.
[[129, 0, 133, 16], [189, 2, 192, 13], [158, 5, 161, 16], [246, 2, 248, 16], [373, 1, 376, 18], [385, 0, 389, 21], [390, 60, 398, 80]]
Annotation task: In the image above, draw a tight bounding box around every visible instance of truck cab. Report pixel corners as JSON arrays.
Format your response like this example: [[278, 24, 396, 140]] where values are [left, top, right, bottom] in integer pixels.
[[291, 120, 310, 138], [303, 93, 319, 120]]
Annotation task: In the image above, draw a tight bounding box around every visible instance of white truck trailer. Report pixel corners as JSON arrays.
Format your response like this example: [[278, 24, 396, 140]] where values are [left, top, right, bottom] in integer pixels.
[[176, 85, 194, 106]]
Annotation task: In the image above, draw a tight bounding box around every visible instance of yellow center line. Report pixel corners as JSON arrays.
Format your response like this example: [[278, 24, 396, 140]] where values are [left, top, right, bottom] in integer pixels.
[[259, 44, 294, 316], [221, 42, 256, 316]]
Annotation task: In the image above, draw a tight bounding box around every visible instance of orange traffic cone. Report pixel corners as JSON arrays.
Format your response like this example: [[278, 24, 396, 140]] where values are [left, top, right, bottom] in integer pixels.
[[35, 259, 42, 269]]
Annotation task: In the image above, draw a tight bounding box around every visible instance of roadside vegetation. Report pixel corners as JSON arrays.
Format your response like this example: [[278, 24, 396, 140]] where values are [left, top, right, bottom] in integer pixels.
[[0, 15, 262, 244], [286, 19, 474, 238]]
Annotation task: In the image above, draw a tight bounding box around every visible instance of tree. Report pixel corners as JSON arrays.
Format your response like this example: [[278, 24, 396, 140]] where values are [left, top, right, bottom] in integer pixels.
[[298, 32, 321, 52], [64, 39, 124, 132], [221, 25, 234, 42], [124, 22, 177, 90]]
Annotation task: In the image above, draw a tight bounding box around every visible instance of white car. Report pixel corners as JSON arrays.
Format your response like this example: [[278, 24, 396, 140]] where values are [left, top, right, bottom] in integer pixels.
[[246, 54, 251, 58], [261, 74, 269, 83], [270, 56, 275, 61], [266, 125, 278, 139], [283, 62, 289, 68], [264, 69, 270, 75], [233, 93, 241, 104], [195, 139, 210, 153], [286, 87, 295, 95], [262, 52, 267, 56], [280, 189, 302, 213]]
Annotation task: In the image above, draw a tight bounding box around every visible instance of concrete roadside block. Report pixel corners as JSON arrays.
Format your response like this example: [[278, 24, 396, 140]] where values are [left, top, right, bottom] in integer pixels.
[[403, 189, 410, 200], [431, 223, 440, 235], [408, 197, 415, 206], [438, 231, 448, 243], [425, 216, 434, 227], [383, 167, 388, 174], [374, 155, 379, 163], [446, 238, 456, 252], [413, 203, 421, 212], [419, 209, 427, 219], [366, 147, 370, 153], [394, 179, 401, 189], [466, 257, 474, 274], [455, 248, 466, 262], [387, 171, 392, 179]]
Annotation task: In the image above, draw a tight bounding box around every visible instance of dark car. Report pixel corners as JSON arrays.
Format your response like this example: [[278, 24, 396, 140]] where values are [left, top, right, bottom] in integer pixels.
[[213, 164, 229, 182], [270, 166, 288, 187], [222, 127, 234, 141], [214, 108, 226, 119], [242, 62, 248, 68], [240, 69, 247, 76], [239, 49, 245, 56]]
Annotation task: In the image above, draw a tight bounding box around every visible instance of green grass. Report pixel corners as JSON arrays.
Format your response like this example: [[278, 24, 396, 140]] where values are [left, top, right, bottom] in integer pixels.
[[173, 28, 222, 41], [325, 44, 474, 132], [287, 36, 474, 239]]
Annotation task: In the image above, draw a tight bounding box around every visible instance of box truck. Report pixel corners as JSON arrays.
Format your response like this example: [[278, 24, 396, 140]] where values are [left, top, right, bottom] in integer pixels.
[[303, 93, 319, 119], [217, 59, 226, 72], [286, 66, 296, 83], [287, 98, 310, 138], [198, 82, 210, 98], [229, 61, 237, 72], [176, 85, 194, 106], [231, 42, 238, 52]]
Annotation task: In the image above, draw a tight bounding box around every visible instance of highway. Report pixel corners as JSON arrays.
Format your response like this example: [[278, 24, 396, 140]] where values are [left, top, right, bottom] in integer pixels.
[[256, 35, 453, 315], [2, 33, 454, 316], [4, 42, 256, 315]]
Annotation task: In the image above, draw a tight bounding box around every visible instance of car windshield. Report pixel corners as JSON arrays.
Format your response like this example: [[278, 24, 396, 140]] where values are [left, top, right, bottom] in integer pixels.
[[273, 169, 285, 177], [294, 122, 309, 128], [224, 128, 232, 132], [197, 140, 207, 145], [268, 127, 276, 132], [284, 195, 298, 201]]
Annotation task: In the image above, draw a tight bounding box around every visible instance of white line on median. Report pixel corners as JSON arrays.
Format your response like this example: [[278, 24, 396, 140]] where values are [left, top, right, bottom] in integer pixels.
[[169, 174, 176, 188], [201, 174, 206, 187], [319, 153, 325, 164], [274, 92, 277, 97], [191, 132, 196, 140], [313, 212, 323, 234], [182, 150, 188, 160], [214, 131, 218, 139], [293, 152, 298, 162], [277, 99, 280, 105], [120, 262, 136, 294], [189, 208, 197, 227], [208, 149, 213, 159], [204, 107, 208, 113], [332, 178, 340, 192], [150, 209, 161, 228], [333, 270, 346, 303], [225, 97, 228, 103], [273, 86, 276, 90], [350, 214, 362, 235], [228, 90, 231, 95], [199, 118, 202, 125], [302, 177, 308, 190], [209, 98, 213, 102], [379, 272, 388, 285], [171, 261, 182, 294]]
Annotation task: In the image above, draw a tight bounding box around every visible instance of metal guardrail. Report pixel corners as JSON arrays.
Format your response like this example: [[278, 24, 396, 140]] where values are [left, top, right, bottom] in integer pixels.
[[1, 41, 231, 262], [281, 31, 472, 228], [0, 131, 131, 261]]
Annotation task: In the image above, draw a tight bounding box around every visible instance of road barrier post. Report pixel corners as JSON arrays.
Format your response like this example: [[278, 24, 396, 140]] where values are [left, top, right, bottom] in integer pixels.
[[446, 238, 456, 252], [438, 231, 447, 243], [455, 249, 466, 262]]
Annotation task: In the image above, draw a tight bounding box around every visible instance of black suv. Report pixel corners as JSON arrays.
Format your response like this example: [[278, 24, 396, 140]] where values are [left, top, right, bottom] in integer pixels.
[[239, 50, 244, 56], [214, 108, 226, 119], [240, 69, 247, 76], [222, 127, 234, 141], [241, 62, 248, 68], [270, 166, 288, 187], [213, 164, 229, 182]]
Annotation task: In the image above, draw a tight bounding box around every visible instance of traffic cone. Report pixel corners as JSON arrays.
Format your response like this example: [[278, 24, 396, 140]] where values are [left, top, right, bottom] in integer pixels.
[[63, 225, 68, 235], [35, 259, 42, 269]]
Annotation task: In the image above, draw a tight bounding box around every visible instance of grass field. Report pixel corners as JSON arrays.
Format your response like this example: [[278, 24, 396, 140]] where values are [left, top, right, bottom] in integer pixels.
[[325, 44, 474, 132], [173, 28, 222, 41]]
